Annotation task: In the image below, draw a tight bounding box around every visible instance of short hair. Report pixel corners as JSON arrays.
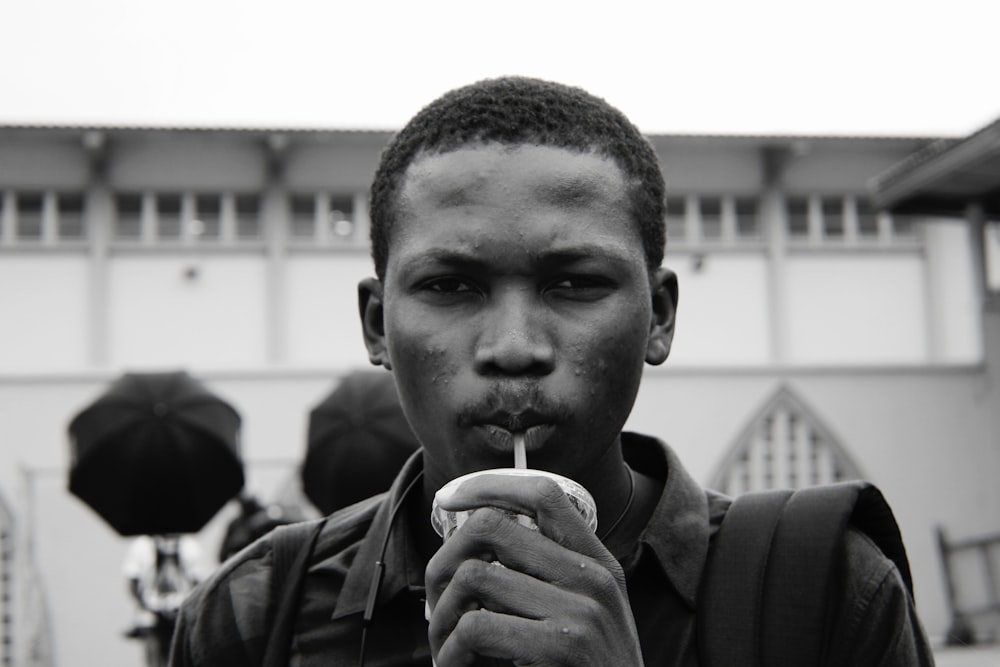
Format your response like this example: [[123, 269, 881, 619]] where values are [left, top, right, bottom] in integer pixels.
[[368, 76, 666, 280]]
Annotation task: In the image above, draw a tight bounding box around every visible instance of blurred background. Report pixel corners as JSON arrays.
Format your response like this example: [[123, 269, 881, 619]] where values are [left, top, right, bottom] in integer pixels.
[[1, 1, 999, 665]]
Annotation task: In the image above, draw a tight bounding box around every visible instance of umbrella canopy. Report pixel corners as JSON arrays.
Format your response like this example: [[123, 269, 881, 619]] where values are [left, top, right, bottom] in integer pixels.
[[302, 371, 420, 515], [68, 371, 244, 536]]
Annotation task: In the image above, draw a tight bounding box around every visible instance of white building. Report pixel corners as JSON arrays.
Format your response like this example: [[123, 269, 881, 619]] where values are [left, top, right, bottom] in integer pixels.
[[1, 122, 997, 664]]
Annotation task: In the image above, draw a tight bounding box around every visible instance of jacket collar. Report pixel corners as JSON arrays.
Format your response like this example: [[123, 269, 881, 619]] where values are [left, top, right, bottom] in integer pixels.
[[331, 451, 426, 621], [621, 432, 712, 608]]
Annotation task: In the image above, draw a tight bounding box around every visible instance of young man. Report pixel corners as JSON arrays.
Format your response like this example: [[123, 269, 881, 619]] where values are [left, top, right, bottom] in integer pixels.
[[171, 77, 933, 666]]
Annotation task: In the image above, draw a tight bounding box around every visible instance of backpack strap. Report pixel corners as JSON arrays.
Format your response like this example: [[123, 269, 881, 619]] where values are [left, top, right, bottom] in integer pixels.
[[698, 481, 911, 667], [698, 488, 793, 667], [261, 518, 327, 667], [761, 483, 867, 665]]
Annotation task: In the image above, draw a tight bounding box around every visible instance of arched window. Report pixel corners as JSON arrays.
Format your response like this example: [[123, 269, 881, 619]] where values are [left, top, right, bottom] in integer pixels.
[[709, 384, 865, 495]]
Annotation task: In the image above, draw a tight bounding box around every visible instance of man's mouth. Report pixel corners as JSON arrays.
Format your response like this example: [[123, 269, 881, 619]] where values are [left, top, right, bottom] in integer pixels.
[[476, 422, 557, 454]]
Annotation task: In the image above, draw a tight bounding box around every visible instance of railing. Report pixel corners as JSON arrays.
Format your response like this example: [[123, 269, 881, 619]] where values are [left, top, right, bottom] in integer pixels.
[[937, 526, 1000, 645]]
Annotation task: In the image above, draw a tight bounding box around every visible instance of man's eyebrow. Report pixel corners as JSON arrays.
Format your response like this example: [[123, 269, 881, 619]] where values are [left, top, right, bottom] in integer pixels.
[[533, 177, 610, 207], [401, 248, 487, 268], [406, 244, 633, 267]]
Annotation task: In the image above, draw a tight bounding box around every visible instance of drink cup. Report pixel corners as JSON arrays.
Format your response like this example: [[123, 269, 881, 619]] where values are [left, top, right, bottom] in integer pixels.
[[430, 468, 598, 541]]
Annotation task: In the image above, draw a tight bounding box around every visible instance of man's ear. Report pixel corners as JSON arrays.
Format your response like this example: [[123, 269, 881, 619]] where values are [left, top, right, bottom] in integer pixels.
[[646, 267, 678, 366], [358, 277, 392, 370]]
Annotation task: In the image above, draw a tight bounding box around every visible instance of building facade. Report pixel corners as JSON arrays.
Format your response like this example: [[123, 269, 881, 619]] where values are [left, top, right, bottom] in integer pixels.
[[1, 124, 997, 664]]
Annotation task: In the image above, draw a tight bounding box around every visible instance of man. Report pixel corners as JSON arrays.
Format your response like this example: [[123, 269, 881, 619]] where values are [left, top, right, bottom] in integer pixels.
[[171, 77, 932, 666]]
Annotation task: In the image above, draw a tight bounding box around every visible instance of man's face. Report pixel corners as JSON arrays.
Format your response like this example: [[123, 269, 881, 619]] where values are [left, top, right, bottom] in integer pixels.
[[361, 143, 675, 489]]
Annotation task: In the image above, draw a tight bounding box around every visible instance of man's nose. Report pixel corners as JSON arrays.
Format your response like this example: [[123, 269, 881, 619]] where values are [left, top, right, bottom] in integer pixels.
[[473, 290, 555, 376]]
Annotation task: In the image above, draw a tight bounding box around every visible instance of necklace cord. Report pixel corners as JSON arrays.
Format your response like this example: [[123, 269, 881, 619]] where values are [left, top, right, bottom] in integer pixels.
[[597, 467, 635, 541]]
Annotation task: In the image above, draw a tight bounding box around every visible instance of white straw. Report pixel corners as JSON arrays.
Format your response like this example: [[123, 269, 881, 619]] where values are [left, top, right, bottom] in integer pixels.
[[514, 433, 527, 469]]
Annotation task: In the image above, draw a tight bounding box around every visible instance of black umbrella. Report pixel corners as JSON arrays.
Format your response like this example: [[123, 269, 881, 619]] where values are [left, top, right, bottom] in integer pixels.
[[302, 371, 420, 515], [68, 371, 244, 536]]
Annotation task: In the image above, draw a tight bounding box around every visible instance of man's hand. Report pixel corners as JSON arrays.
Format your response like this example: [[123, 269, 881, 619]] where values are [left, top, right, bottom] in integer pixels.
[[425, 473, 644, 666]]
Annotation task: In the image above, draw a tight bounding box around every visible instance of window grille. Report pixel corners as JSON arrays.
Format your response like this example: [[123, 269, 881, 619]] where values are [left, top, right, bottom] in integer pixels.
[[112, 191, 263, 246], [235, 194, 262, 240], [699, 197, 723, 240], [666, 197, 685, 242], [665, 195, 763, 248], [785, 194, 920, 247], [734, 197, 759, 240], [821, 197, 844, 239], [709, 384, 864, 495], [286, 192, 360, 247], [0, 191, 88, 246]]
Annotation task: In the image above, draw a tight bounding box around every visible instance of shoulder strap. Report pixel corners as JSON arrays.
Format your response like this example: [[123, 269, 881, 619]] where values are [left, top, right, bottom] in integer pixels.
[[760, 483, 868, 665], [261, 518, 327, 667], [698, 488, 792, 667], [698, 481, 911, 667]]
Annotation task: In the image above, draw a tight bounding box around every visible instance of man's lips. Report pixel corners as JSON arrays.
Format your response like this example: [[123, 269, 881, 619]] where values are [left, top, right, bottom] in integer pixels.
[[469, 407, 552, 431], [475, 423, 557, 453]]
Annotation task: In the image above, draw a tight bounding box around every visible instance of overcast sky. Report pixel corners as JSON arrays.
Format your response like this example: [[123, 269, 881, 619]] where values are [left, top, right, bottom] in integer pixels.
[[2, 0, 998, 137]]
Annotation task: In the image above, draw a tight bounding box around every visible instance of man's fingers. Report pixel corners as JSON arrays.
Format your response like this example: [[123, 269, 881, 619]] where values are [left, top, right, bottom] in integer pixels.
[[425, 505, 623, 613], [435, 609, 582, 667], [435, 473, 603, 556], [429, 556, 600, 647]]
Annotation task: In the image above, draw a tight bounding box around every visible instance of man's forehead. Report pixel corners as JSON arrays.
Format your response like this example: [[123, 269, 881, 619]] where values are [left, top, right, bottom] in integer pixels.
[[400, 143, 628, 209]]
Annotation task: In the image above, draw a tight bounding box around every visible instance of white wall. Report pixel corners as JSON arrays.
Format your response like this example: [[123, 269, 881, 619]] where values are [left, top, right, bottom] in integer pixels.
[[108, 254, 269, 370], [0, 255, 91, 372], [666, 252, 771, 366], [784, 253, 928, 364], [924, 220, 982, 363], [284, 253, 375, 368]]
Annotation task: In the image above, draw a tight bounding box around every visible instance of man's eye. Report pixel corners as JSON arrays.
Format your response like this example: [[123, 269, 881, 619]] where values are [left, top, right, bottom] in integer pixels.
[[423, 277, 474, 293], [546, 276, 614, 300], [549, 276, 608, 290]]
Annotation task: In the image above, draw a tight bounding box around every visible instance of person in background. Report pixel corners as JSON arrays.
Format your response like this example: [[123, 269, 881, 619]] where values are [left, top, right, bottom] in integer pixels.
[[124, 534, 205, 666], [218, 492, 304, 563]]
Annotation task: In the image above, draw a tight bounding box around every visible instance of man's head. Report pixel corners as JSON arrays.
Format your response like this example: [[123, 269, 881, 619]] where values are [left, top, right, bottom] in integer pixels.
[[368, 76, 666, 281], [359, 77, 677, 491]]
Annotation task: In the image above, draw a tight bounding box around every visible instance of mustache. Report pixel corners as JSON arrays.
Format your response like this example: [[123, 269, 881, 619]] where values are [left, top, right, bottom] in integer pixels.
[[455, 383, 573, 430]]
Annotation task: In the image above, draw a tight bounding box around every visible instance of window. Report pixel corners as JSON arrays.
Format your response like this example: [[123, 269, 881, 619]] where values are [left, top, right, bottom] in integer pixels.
[[735, 197, 759, 240], [327, 195, 355, 239], [0, 191, 88, 245], [699, 197, 723, 240], [156, 193, 183, 240], [58, 193, 86, 240], [235, 194, 261, 240], [856, 199, 879, 238], [113, 191, 265, 246], [15, 192, 44, 240], [786, 197, 810, 239], [821, 197, 844, 239], [785, 195, 920, 247], [665, 195, 762, 248], [115, 193, 143, 239], [290, 194, 316, 239], [193, 194, 221, 241], [288, 192, 360, 246], [709, 385, 864, 495], [666, 197, 685, 242]]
